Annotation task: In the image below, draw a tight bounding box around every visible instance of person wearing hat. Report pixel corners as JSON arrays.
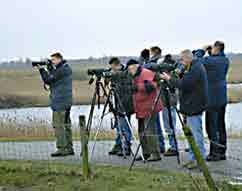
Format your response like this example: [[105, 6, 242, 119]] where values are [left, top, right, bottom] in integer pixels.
[[194, 41, 230, 161], [107, 57, 134, 157], [127, 59, 163, 161]]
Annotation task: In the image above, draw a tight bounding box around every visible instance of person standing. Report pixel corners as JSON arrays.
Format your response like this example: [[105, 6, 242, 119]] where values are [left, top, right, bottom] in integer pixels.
[[194, 41, 230, 161], [36, 52, 74, 157], [161, 50, 208, 169], [107, 57, 134, 156], [158, 54, 178, 157], [127, 59, 163, 162]]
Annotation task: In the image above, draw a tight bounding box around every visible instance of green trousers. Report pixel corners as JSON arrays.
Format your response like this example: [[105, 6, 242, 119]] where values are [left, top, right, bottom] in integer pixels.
[[138, 114, 160, 156], [52, 110, 73, 151]]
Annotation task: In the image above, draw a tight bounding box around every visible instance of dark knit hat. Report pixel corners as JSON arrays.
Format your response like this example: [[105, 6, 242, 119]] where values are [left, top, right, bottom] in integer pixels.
[[126, 59, 139, 67]]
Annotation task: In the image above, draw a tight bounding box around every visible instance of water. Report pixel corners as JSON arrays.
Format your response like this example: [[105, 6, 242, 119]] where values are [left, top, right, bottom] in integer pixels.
[[0, 103, 242, 134]]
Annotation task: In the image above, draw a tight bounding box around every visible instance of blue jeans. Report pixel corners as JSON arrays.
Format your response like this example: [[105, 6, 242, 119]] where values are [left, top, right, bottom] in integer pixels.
[[187, 115, 206, 161], [156, 113, 165, 151], [162, 107, 177, 150], [115, 116, 132, 149]]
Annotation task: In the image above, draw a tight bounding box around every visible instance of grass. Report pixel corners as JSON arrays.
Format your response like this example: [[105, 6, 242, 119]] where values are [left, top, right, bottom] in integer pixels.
[[0, 160, 240, 191]]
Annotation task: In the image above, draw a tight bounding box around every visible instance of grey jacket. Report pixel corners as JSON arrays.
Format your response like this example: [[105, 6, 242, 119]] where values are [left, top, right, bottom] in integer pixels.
[[39, 61, 72, 111]]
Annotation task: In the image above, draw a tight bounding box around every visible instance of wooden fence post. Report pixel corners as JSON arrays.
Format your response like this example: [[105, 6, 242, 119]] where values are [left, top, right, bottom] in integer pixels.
[[79, 115, 90, 179], [183, 124, 218, 191]]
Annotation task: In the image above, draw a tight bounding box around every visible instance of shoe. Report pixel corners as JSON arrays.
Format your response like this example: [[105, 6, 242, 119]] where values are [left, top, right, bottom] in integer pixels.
[[164, 148, 177, 157], [51, 150, 65, 157], [147, 154, 161, 162], [160, 148, 165, 154], [108, 144, 122, 155], [135, 154, 150, 161], [184, 148, 190, 152], [206, 154, 226, 162], [65, 149, 75, 156], [182, 161, 198, 170], [117, 148, 131, 157]]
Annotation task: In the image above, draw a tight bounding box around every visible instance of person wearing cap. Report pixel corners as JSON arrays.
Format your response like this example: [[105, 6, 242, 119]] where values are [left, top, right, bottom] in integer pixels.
[[194, 41, 230, 161], [107, 57, 134, 157], [127, 59, 163, 162]]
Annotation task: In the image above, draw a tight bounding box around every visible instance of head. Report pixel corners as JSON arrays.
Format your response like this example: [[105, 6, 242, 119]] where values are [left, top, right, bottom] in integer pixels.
[[180, 49, 193, 66], [140, 49, 150, 61], [163, 54, 175, 64], [109, 57, 122, 73], [211, 41, 225, 55], [150, 46, 162, 58], [50, 52, 63, 66], [127, 59, 139, 76]]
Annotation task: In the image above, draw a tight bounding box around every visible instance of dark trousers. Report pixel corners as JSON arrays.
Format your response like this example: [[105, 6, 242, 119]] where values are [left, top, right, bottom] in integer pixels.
[[138, 114, 160, 156], [205, 105, 227, 155]]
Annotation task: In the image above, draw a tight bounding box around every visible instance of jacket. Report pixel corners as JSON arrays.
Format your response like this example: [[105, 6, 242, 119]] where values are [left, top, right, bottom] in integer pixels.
[[39, 61, 73, 111], [170, 60, 208, 116], [133, 66, 163, 118], [194, 49, 230, 109]]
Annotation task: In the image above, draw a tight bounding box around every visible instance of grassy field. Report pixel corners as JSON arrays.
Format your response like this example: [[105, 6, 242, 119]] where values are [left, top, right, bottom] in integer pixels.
[[0, 160, 240, 191], [0, 62, 242, 108]]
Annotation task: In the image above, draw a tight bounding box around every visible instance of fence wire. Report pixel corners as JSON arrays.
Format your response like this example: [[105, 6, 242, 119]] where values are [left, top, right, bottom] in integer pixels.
[[0, 106, 242, 189]]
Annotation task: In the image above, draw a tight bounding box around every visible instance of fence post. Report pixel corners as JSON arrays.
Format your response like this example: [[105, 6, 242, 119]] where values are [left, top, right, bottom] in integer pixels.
[[183, 124, 218, 191], [79, 115, 90, 179]]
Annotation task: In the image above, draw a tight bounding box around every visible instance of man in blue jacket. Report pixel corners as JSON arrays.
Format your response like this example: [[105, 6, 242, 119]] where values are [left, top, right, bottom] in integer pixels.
[[194, 41, 230, 161], [161, 49, 208, 169], [37, 52, 74, 157]]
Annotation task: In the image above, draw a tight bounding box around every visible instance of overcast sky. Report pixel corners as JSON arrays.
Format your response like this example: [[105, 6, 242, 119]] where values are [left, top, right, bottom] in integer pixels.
[[0, 0, 241, 60]]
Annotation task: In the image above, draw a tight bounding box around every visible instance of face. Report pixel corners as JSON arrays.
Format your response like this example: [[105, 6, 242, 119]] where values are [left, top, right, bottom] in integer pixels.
[[51, 56, 62, 66], [180, 55, 192, 66], [211, 46, 220, 55], [128, 64, 138, 76], [111, 63, 122, 73]]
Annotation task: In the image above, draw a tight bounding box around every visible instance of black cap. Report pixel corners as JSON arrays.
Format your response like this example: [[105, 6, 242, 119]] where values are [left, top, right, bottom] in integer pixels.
[[126, 59, 139, 67], [109, 57, 120, 65], [214, 41, 225, 52]]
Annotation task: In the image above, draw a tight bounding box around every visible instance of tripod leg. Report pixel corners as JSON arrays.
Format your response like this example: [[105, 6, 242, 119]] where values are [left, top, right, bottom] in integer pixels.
[[129, 85, 163, 170], [123, 116, 144, 159], [90, 117, 105, 161], [90, 91, 111, 161]]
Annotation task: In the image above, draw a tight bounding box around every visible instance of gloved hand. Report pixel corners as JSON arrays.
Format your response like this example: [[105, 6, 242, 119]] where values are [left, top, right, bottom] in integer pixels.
[[144, 80, 155, 94]]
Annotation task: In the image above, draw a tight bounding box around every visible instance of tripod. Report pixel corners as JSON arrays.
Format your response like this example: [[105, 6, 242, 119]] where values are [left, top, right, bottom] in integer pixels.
[[129, 81, 180, 170], [90, 85, 138, 160]]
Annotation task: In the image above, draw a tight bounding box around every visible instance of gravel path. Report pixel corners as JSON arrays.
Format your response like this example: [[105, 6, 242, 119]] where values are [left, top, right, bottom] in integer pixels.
[[0, 139, 241, 181]]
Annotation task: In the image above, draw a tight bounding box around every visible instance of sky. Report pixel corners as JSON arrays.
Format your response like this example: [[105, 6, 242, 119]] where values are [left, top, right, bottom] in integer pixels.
[[0, 0, 242, 60]]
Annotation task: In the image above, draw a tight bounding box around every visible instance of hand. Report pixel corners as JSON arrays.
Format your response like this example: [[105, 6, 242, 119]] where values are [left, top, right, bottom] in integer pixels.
[[160, 72, 171, 81], [202, 45, 211, 51], [36, 64, 41, 70]]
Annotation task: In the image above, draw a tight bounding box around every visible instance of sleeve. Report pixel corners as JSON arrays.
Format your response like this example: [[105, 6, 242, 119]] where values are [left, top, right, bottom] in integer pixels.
[[39, 67, 66, 85], [170, 67, 199, 92], [193, 49, 206, 58]]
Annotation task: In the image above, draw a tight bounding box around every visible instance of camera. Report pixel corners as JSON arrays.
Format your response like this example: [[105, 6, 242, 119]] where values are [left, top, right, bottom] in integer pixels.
[[148, 61, 186, 77], [32, 59, 52, 67], [87, 68, 112, 78]]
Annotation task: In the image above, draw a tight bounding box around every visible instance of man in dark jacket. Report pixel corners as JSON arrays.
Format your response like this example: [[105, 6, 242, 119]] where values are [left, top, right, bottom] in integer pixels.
[[37, 52, 73, 157], [194, 41, 230, 161], [161, 49, 208, 169], [127, 59, 163, 162], [107, 57, 134, 156]]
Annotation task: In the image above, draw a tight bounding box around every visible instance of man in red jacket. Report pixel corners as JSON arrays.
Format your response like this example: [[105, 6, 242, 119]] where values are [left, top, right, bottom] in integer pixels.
[[127, 59, 163, 161]]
